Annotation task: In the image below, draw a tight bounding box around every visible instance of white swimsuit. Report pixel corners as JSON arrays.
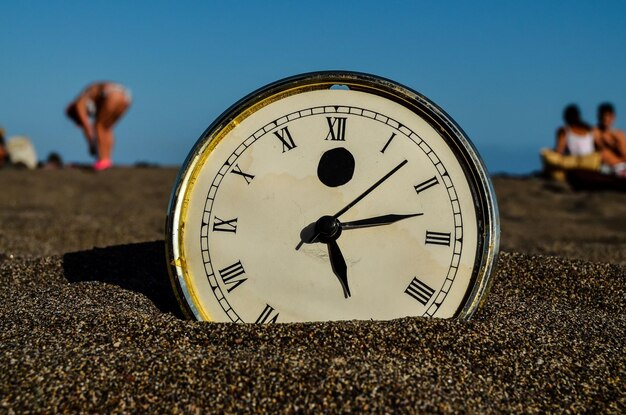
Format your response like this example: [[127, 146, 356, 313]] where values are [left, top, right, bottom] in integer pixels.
[[84, 83, 132, 117], [102, 83, 132, 101], [566, 128, 594, 156]]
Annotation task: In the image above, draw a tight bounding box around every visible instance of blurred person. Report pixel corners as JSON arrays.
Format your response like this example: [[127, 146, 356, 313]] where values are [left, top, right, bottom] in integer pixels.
[[66, 82, 131, 171], [555, 104, 598, 156], [0, 127, 7, 168], [41, 152, 64, 170], [594, 102, 626, 177]]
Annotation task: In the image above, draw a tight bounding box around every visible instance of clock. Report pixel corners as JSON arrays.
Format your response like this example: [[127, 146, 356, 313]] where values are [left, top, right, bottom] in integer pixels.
[[166, 71, 499, 323]]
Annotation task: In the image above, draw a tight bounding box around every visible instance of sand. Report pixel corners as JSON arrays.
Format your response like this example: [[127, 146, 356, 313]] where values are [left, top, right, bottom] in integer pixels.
[[0, 168, 624, 413]]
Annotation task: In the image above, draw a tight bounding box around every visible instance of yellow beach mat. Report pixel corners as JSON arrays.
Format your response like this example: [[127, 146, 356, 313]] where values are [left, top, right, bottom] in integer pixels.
[[540, 148, 601, 182]]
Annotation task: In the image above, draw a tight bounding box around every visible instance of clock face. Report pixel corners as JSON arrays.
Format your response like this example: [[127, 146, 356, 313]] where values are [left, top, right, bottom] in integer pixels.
[[167, 72, 499, 323]]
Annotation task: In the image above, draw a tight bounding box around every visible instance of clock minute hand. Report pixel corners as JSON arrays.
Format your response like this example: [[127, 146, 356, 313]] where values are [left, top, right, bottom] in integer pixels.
[[333, 159, 408, 219], [340, 213, 423, 230]]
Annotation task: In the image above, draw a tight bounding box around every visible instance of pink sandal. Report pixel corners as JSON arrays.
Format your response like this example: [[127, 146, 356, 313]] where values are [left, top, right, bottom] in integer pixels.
[[93, 159, 113, 171]]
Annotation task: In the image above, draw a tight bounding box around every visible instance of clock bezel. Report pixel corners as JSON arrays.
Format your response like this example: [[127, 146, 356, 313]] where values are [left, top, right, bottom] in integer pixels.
[[165, 71, 500, 321]]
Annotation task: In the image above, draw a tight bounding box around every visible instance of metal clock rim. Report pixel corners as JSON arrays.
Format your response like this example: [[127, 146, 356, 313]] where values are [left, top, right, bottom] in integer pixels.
[[165, 70, 500, 321]]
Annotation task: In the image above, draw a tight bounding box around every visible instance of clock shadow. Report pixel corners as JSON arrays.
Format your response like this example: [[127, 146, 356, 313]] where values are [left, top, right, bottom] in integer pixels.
[[62, 240, 184, 318]]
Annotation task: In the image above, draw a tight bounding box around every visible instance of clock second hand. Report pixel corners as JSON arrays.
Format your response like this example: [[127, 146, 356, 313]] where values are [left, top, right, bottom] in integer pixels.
[[295, 159, 408, 250]]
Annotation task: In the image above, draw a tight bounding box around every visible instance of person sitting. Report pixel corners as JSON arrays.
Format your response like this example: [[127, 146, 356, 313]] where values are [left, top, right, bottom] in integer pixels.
[[594, 103, 626, 177], [555, 104, 597, 156], [41, 152, 64, 170], [541, 105, 601, 182]]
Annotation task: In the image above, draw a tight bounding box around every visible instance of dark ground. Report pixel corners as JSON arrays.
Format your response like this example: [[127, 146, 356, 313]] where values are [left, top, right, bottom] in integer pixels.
[[0, 168, 624, 413]]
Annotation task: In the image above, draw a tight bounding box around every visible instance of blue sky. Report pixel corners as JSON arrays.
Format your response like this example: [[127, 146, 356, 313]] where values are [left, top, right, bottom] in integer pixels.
[[2, 1, 625, 173]]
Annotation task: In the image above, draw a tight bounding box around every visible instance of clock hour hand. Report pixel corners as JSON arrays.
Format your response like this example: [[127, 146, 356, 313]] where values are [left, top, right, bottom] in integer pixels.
[[340, 213, 423, 230], [328, 239, 350, 298]]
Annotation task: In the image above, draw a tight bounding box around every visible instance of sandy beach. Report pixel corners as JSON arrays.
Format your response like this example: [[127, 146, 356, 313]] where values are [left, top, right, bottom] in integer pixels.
[[0, 167, 624, 413]]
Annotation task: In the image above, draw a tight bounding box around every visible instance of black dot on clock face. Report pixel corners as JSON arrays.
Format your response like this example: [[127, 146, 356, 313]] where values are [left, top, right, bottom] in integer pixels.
[[317, 148, 355, 187]]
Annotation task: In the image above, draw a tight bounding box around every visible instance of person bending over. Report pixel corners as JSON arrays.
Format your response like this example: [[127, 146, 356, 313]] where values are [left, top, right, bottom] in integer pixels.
[[66, 82, 131, 171]]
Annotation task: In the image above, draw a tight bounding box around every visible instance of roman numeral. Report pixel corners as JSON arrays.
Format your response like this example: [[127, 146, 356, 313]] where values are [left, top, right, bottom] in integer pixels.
[[255, 304, 279, 324], [425, 231, 451, 246], [230, 163, 254, 185], [213, 217, 237, 233], [414, 176, 439, 194], [273, 126, 297, 152], [381, 132, 396, 153], [218, 260, 247, 292], [405, 277, 435, 306], [325, 117, 347, 141]]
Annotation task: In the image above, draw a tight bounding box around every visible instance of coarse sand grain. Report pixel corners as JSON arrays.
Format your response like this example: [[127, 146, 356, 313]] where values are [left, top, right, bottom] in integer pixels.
[[0, 168, 624, 413]]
